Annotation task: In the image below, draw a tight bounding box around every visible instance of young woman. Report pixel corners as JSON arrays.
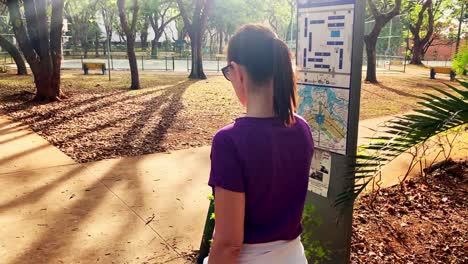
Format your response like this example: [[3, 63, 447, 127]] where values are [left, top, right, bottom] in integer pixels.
[[205, 24, 314, 264]]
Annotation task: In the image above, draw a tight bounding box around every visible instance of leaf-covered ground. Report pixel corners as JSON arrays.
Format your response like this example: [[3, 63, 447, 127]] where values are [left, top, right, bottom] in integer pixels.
[[0, 70, 462, 163], [0, 72, 243, 162], [351, 159, 468, 263]]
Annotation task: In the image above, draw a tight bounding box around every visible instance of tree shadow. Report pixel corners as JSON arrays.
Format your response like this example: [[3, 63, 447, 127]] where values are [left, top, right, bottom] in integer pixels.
[[0, 144, 52, 168], [119, 80, 194, 154], [375, 83, 420, 99], [1, 79, 193, 163], [2, 141, 195, 263], [0, 131, 34, 145]]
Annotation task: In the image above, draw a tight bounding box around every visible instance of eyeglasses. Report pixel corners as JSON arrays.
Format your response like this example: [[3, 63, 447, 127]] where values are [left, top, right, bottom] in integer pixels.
[[221, 65, 232, 81]]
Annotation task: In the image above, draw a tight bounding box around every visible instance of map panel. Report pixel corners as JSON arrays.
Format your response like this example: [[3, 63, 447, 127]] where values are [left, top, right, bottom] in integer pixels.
[[297, 4, 354, 88], [298, 84, 349, 154]]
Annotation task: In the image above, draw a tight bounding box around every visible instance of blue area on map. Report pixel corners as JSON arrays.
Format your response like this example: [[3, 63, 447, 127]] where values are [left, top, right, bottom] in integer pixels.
[[331, 30, 341, 38], [298, 85, 347, 128], [315, 112, 325, 125], [298, 86, 313, 116]]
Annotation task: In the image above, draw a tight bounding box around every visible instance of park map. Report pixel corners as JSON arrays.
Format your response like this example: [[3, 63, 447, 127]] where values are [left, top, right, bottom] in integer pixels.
[[297, 3, 355, 155]]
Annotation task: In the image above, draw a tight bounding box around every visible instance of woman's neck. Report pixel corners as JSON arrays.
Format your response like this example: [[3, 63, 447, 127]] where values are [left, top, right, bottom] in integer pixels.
[[245, 83, 275, 118]]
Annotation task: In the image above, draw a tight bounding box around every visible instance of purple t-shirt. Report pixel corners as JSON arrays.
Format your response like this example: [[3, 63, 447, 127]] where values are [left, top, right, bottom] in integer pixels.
[[208, 114, 314, 244]]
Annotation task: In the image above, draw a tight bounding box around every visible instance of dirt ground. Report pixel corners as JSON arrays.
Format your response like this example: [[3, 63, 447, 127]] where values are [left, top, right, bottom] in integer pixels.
[[351, 159, 468, 264], [0, 68, 463, 163]]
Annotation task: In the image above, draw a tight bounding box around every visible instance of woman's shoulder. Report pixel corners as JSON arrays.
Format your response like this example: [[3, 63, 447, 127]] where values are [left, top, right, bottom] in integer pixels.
[[212, 123, 237, 144], [294, 114, 311, 128], [294, 114, 314, 145]]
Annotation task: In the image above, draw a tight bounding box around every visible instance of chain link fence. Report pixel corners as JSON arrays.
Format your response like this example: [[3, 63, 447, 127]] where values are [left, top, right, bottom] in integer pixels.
[[364, 15, 408, 73]]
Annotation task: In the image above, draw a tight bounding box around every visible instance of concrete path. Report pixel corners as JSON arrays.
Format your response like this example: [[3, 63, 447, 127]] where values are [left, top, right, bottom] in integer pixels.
[[358, 115, 467, 189], [0, 115, 211, 263], [0, 116, 75, 174]]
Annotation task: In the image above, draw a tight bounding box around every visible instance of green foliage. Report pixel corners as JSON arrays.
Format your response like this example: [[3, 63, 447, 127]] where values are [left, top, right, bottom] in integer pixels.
[[453, 46, 468, 75], [208, 0, 295, 40], [301, 204, 331, 263], [336, 81, 468, 205]]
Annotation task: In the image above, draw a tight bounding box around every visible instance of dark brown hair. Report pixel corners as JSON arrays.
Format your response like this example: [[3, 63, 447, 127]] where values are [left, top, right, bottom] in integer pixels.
[[227, 24, 297, 126]]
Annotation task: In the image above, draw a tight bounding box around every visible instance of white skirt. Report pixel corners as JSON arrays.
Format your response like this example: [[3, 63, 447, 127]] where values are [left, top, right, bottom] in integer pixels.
[[203, 236, 307, 264]]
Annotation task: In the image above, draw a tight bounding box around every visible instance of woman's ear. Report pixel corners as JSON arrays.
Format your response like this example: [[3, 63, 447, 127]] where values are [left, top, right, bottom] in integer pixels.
[[230, 61, 243, 83], [229, 61, 248, 107]]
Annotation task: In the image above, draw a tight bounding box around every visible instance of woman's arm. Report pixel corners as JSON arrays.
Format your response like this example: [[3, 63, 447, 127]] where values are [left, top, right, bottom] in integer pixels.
[[208, 186, 245, 264]]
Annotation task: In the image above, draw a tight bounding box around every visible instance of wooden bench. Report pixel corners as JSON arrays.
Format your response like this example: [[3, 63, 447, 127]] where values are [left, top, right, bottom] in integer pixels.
[[390, 60, 403, 65], [430, 66, 456, 81], [82, 62, 106, 75], [159, 52, 177, 57]]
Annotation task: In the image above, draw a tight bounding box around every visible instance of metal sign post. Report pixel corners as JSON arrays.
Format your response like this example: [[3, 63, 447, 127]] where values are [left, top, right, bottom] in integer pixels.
[[296, 0, 365, 263]]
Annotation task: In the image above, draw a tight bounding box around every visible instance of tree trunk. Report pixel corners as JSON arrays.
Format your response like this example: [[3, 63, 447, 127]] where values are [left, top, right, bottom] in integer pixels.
[[218, 30, 223, 54], [409, 0, 433, 65], [0, 34, 27, 75], [127, 36, 140, 89], [140, 17, 149, 51], [49, 0, 65, 100], [208, 33, 214, 55], [118, 0, 140, 89], [95, 32, 99, 57], [6, 0, 65, 101], [190, 33, 206, 79], [151, 39, 158, 58], [364, 35, 378, 83], [176, 0, 212, 79], [33, 70, 55, 100], [411, 43, 424, 65], [81, 39, 88, 58]]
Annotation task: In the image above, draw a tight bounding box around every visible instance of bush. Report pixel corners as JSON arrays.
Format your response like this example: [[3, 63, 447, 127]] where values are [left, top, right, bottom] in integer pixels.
[[452, 46, 468, 75]]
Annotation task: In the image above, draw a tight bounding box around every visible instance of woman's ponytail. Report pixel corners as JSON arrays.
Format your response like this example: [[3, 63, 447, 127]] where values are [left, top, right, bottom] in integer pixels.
[[272, 39, 297, 126]]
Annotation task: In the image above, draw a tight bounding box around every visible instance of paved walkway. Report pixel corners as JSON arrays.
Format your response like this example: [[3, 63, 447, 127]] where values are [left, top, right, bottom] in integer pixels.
[[0, 116, 211, 263], [0, 113, 463, 263]]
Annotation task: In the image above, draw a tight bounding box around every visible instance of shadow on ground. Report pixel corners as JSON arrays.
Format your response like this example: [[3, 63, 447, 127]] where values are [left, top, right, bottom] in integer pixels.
[[0, 78, 195, 162]]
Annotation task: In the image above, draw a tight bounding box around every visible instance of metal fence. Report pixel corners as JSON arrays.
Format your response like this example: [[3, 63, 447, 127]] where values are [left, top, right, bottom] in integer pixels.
[[61, 54, 226, 73], [364, 14, 408, 73]]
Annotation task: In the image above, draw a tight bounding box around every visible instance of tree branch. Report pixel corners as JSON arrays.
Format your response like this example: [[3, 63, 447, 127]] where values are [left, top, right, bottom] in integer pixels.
[[421, 3, 435, 45], [367, 0, 380, 18], [158, 16, 177, 40], [383, 0, 401, 21], [6, 0, 39, 67], [199, 0, 213, 38], [130, 0, 139, 33], [175, 0, 192, 33]]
